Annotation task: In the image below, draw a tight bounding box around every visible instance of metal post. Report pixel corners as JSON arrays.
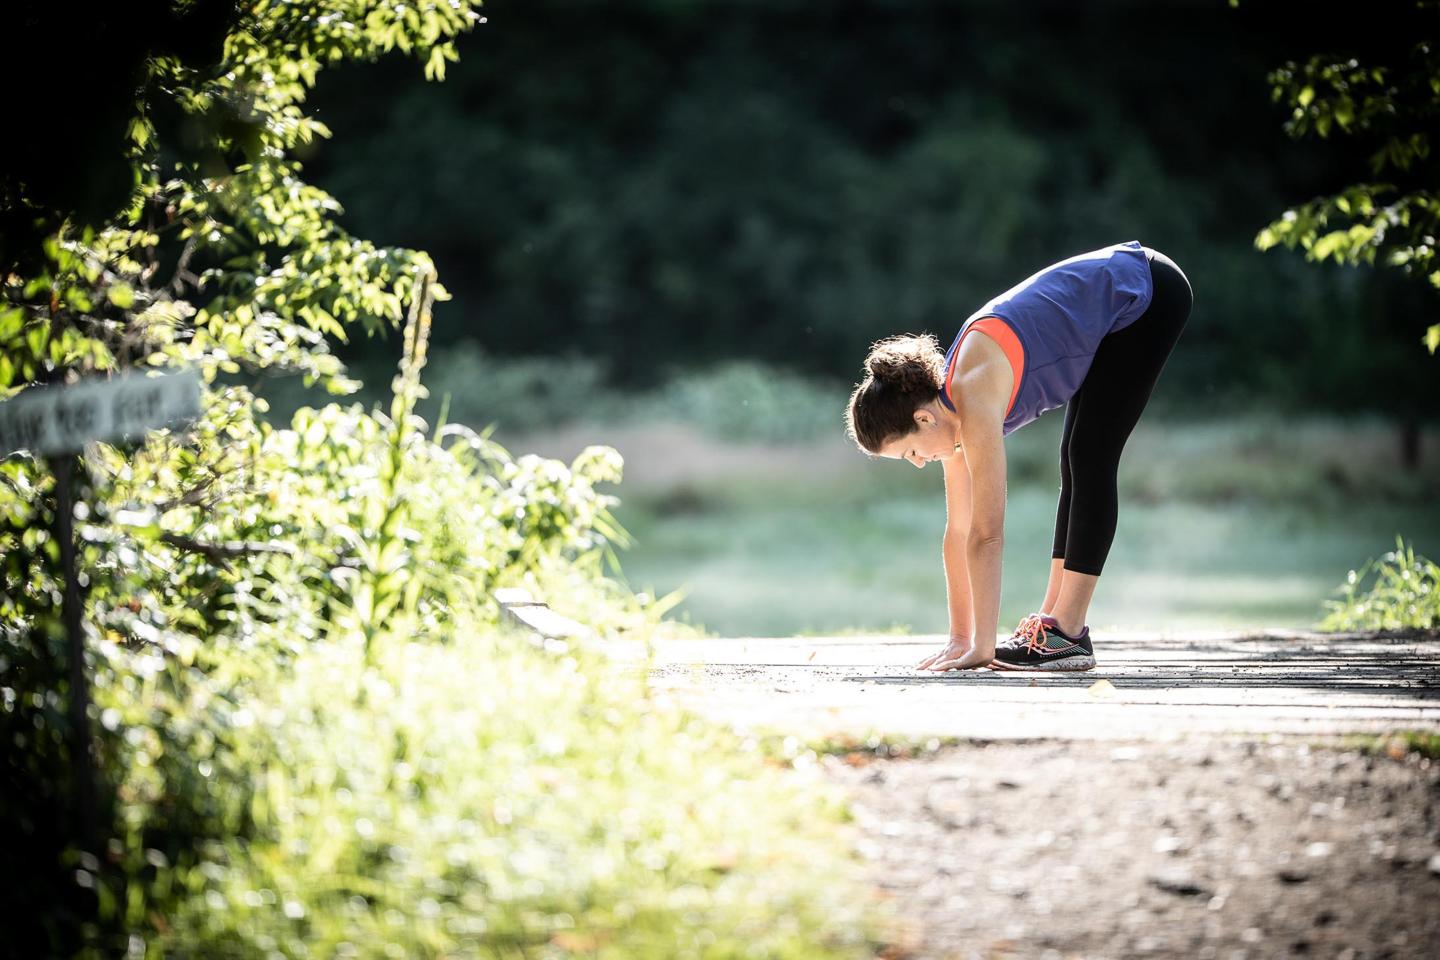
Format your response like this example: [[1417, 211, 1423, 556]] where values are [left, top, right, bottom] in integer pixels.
[[52, 455, 97, 855]]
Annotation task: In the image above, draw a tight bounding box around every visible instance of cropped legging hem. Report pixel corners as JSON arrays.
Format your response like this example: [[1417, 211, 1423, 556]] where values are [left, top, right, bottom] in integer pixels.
[[1050, 246, 1192, 576]]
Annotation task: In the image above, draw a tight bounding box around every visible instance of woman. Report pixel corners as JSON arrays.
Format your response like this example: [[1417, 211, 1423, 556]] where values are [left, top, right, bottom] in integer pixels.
[[843, 240, 1192, 672]]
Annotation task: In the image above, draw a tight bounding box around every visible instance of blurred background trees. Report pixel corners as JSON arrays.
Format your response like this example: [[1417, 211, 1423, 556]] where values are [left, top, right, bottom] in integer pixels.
[[301, 0, 1437, 424]]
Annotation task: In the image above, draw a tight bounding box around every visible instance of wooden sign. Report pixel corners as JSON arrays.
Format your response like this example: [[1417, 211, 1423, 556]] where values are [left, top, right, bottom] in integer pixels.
[[0, 368, 201, 456], [0, 367, 200, 855]]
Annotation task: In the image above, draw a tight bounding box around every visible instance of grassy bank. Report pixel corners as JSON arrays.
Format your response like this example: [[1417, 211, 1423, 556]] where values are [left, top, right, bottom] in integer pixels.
[[512, 414, 1440, 637], [259, 356, 1439, 637]]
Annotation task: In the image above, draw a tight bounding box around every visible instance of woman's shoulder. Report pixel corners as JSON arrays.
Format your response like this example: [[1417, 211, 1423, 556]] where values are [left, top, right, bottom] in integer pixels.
[[949, 323, 1014, 419]]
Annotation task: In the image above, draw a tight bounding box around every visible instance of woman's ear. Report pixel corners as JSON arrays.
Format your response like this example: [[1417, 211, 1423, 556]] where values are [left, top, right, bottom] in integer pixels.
[[913, 406, 936, 428]]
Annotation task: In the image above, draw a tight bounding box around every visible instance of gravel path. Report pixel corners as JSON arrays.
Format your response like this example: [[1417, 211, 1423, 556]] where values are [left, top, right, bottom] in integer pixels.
[[502, 602, 1440, 959], [632, 629, 1440, 959], [824, 737, 1440, 960]]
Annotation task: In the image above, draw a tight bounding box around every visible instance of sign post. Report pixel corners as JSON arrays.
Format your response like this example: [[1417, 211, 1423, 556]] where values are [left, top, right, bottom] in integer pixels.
[[50, 454, 96, 852], [0, 369, 200, 854]]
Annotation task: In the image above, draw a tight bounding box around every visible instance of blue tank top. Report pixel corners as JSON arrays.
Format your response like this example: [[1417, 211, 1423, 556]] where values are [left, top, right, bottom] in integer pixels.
[[939, 241, 1154, 435]]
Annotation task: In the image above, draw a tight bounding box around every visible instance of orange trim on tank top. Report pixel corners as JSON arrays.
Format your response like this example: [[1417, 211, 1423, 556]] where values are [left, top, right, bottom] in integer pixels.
[[944, 316, 1025, 416]]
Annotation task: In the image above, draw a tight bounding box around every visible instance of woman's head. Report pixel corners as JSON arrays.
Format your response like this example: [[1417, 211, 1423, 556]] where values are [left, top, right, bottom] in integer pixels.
[[845, 334, 955, 463]]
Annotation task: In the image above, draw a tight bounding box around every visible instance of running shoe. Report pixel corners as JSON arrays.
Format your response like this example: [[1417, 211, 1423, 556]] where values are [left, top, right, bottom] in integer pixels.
[[988, 613, 1096, 672]]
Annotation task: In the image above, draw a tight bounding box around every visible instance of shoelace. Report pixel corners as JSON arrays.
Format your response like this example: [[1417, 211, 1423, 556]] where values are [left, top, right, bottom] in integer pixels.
[[1009, 613, 1052, 654]]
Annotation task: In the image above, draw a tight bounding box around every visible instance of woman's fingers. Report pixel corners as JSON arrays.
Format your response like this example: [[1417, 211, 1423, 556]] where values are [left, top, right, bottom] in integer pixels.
[[916, 643, 971, 671], [932, 653, 992, 671], [916, 648, 951, 669], [926, 645, 993, 671]]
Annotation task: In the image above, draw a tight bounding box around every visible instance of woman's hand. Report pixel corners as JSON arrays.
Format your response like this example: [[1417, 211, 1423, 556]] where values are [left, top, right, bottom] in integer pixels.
[[915, 636, 994, 671]]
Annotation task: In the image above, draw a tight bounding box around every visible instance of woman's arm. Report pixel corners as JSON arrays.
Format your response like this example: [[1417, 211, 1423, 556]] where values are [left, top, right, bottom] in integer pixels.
[[940, 450, 975, 641], [957, 402, 1007, 660], [919, 334, 1011, 671]]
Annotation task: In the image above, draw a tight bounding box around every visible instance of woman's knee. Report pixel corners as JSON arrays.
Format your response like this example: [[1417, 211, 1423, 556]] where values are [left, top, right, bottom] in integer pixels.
[[1064, 435, 1122, 484]]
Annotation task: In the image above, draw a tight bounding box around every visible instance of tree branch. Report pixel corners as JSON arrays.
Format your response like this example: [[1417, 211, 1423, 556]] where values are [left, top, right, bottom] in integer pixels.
[[160, 532, 296, 567]]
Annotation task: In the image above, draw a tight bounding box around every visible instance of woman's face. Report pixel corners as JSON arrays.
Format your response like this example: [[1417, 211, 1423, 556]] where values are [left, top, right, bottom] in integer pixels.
[[876, 404, 956, 468]]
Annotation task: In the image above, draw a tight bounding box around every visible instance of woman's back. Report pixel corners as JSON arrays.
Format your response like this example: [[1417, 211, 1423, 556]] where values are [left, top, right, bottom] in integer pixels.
[[939, 240, 1155, 434]]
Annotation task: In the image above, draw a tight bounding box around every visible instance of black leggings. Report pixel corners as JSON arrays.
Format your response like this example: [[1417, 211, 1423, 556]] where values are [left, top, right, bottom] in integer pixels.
[[1052, 247, 1192, 575]]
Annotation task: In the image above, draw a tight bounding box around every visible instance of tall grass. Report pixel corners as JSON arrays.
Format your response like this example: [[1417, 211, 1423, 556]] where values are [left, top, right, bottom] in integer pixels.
[[1321, 537, 1440, 631], [132, 612, 881, 957]]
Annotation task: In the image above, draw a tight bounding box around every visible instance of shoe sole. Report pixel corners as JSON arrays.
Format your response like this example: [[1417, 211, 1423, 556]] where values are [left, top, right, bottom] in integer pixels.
[[986, 655, 1097, 673]]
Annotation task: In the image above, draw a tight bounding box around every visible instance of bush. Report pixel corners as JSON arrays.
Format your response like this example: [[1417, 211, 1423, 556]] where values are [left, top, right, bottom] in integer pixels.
[[117, 616, 876, 958], [0, 4, 884, 954], [1321, 536, 1440, 631], [1, 386, 881, 957]]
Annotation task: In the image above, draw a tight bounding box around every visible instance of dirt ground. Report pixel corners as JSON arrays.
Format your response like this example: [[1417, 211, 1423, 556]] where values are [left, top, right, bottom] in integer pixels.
[[616, 630, 1440, 956], [820, 737, 1440, 960], [566, 617, 1440, 959]]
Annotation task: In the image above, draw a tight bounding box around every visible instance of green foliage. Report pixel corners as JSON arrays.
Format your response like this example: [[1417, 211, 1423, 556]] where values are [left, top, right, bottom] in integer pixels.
[[3, 371, 883, 954], [1257, 2, 1440, 353], [1, 0, 488, 406], [412, 342, 614, 435], [1, 3, 884, 955], [318, 53, 1199, 382], [1321, 536, 1440, 631], [646, 362, 850, 444]]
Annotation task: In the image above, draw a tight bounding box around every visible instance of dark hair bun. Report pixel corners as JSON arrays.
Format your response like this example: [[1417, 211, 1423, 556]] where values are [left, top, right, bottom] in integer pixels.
[[864, 334, 942, 393]]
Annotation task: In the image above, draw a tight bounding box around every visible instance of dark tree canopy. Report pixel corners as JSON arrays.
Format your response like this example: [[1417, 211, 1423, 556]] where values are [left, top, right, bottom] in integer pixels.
[[1, 1, 242, 274], [297, 0, 1438, 420], [1257, 0, 1440, 354]]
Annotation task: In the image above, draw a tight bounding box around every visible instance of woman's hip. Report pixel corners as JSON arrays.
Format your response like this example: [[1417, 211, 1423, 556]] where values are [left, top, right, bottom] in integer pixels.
[[1140, 246, 1194, 328]]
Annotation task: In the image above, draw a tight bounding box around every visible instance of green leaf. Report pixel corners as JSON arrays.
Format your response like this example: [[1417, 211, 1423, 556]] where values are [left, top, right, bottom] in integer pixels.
[[1333, 96, 1355, 131], [65, 288, 94, 313], [1310, 231, 1347, 262], [424, 45, 448, 82], [107, 282, 135, 309], [25, 324, 48, 358], [0, 306, 24, 340], [1425, 323, 1440, 355]]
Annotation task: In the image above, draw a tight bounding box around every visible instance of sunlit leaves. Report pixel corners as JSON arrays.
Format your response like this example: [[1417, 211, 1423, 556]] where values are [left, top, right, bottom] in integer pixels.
[[0, 306, 23, 341], [1258, 10, 1440, 354], [2, 0, 486, 409], [1267, 47, 1436, 166]]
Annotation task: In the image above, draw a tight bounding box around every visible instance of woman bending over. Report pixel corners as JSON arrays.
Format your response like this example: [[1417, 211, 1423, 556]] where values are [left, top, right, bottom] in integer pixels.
[[844, 240, 1193, 672]]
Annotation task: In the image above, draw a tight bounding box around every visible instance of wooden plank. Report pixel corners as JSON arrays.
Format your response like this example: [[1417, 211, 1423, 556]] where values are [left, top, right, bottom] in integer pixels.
[[637, 633, 1440, 741], [492, 588, 590, 640]]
